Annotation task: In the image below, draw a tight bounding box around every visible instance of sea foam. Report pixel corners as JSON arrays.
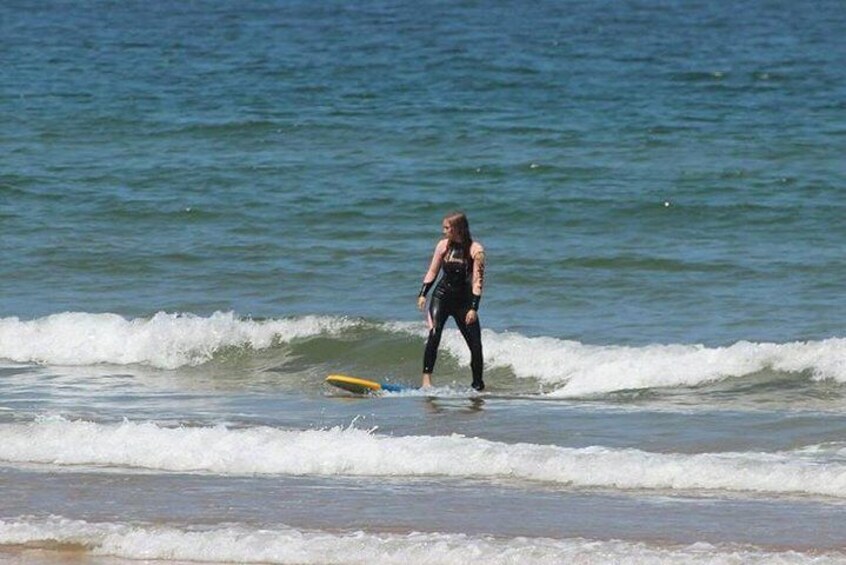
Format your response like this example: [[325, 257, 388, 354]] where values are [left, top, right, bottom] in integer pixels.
[[476, 333, 846, 396], [0, 311, 356, 369], [392, 322, 846, 395], [1, 418, 845, 498], [1, 312, 844, 395], [0, 516, 841, 565]]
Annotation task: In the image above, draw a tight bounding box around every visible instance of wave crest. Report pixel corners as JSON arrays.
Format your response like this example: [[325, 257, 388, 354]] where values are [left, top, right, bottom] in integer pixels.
[[2, 418, 846, 498], [476, 333, 846, 396], [2, 312, 844, 395], [2, 516, 837, 565], [0, 311, 357, 369]]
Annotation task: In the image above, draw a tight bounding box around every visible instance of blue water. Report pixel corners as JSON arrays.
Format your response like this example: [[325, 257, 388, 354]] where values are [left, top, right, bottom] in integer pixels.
[[2, 1, 846, 563]]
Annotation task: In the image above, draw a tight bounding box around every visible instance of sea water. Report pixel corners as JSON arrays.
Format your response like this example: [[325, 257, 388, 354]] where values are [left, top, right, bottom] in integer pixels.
[[2, 0, 846, 563]]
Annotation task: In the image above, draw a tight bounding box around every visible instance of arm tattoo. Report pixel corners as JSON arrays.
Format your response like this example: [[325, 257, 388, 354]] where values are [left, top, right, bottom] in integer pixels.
[[474, 251, 486, 293]]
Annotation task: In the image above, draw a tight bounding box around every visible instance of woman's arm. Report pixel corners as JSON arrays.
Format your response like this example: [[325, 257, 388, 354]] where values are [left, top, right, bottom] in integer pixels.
[[471, 242, 485, 298], [423, 239, 447, 285], [466, 243, 485, 322], [417, 239, 447, 310]]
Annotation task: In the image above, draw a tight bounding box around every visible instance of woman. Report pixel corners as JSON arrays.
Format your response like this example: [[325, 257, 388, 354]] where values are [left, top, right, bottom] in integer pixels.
[[417, 212, 486, 390]]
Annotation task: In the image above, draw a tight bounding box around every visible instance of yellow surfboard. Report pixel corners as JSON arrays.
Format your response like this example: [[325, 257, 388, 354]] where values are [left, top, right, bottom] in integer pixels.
[[325, 374, 409, 395]]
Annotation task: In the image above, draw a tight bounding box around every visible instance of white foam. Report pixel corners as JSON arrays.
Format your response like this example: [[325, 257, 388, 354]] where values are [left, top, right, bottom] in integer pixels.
[[2, 418, 846, 498], [446, 330, 846, 396], [0, 516, 840, 564], [2, 312, 845, 394], [0, 311, 357, 369]]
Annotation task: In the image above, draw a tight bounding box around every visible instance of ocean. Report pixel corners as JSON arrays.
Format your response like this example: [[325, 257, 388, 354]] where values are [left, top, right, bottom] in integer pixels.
[[2, 0, 846, 562]]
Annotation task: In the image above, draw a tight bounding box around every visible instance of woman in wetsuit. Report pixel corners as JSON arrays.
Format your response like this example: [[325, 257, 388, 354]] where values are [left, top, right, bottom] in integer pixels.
[[416, 212, 486, 390]]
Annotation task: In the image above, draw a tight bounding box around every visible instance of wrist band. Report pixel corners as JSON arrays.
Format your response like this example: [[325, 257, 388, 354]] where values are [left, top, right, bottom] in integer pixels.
[[419, 282, 433, 298], [470, 294, 481, 311]]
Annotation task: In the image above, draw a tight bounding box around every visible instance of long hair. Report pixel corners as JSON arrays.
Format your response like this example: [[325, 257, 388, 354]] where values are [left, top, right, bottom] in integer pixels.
[[444, 211, 473, 258]]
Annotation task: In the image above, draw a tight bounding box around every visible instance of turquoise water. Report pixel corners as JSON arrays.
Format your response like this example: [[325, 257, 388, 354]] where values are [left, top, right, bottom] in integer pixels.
[[2, 1, 846, 563]]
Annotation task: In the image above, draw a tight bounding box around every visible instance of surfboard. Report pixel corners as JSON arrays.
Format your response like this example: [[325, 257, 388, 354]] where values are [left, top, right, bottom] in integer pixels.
[[325, 374, 410, 395]]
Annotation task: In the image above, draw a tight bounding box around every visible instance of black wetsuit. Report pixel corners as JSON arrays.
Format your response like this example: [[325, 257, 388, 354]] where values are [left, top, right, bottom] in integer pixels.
[[422, 243, 484, 390]]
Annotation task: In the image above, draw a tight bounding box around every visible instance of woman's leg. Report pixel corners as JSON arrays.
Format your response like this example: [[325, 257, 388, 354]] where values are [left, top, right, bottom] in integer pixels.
[[455, 310, 484, 390], [422, 296, 449, 387]]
